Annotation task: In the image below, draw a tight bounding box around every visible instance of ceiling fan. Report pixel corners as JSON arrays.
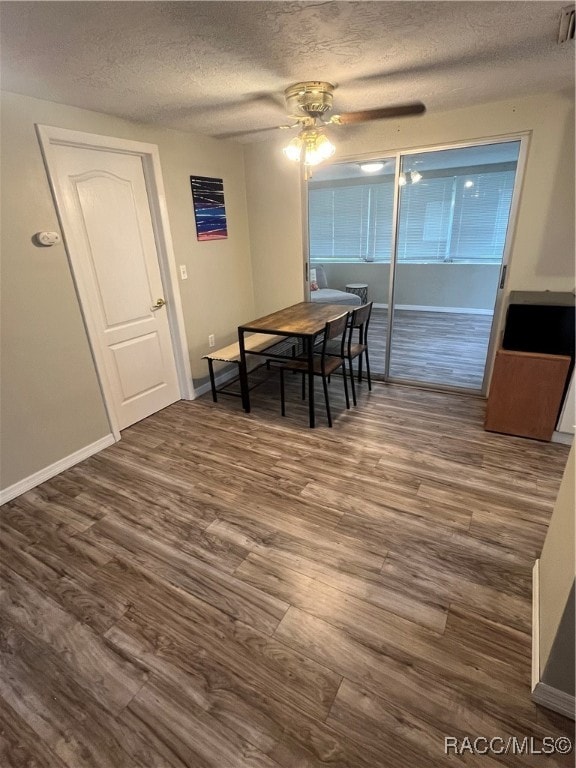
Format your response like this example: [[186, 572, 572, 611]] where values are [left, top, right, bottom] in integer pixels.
[[241, 81, 426, 166], [282, 81, 425, 129]]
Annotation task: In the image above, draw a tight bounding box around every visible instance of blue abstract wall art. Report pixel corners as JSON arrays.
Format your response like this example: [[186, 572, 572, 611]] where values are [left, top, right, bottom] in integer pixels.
[[190, 175, 228, 241]]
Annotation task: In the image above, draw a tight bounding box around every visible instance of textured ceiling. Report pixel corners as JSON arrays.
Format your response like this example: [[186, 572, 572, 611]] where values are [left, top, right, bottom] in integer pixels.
[[0, 1, 574, 142]]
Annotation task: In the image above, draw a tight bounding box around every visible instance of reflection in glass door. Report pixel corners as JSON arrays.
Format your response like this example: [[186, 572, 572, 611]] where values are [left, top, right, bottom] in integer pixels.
[[307, 157, 397, 377], [388, 140, 522, 391]]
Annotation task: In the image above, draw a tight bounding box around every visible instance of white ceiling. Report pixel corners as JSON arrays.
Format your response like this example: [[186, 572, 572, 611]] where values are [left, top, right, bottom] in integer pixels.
[[0, 1, 574, 142]]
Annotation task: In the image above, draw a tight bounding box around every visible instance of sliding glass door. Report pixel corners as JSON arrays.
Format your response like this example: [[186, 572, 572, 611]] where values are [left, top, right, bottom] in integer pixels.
[[388, 140, 521, 391], [307, 137, 525, 394], [307, 158, 397, 376]]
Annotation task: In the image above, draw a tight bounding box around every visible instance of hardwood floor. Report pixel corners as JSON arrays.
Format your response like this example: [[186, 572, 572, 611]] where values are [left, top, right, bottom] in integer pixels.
[[1, 383, 573, 767], [367, 308, 493, 390]]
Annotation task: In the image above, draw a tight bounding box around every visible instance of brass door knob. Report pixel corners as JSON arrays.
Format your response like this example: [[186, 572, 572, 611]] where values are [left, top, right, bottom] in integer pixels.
[[151, 298, 166, 311]]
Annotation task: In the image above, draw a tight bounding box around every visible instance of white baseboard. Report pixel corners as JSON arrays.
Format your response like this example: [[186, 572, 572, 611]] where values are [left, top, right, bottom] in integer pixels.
[[551, 431, 574, 445], [193, 364, 239, 398], [0, 434, 116, 506], [372, 303, 493, 315], [531, 559, 575, 719], [193, 379, 215, 398]]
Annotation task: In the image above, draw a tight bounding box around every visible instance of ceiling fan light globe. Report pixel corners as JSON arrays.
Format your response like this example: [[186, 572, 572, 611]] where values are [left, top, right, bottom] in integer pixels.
[[283, 136, 303, 162], [304, 145, 335, 166], [315, 133, 336, 160], [304, 150, 321, 166], [283, 123, 335, 166]]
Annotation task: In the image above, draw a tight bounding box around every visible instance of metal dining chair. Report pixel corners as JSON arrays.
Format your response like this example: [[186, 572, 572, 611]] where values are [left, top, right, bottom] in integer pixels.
[[278, 312, 350, 427], [325, 302, 373, 406]]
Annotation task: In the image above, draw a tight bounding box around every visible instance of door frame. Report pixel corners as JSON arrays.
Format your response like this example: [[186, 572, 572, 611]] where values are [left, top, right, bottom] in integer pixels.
[[304, 131, 531, 396], [36, 125, 194, 440]]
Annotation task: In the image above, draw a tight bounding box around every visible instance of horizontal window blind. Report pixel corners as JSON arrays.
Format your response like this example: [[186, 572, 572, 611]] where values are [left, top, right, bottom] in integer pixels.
[[309, 181, 394, 262], [309, 166, 517, 264], [371, 183, 394, 261], [450, 171, 515, 262], [397, 177, 454, 261]]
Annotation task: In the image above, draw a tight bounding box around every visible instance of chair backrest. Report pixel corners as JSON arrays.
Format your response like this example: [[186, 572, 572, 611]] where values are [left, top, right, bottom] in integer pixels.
[[349, 302, 373, 347], [321, 312, 349, 363]]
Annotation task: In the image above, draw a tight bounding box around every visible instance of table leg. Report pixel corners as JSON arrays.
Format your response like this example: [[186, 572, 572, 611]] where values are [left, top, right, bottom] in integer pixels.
[[307, 336, 315, 428], [208, 359, 218, 402], [238, 330, 250, 413]]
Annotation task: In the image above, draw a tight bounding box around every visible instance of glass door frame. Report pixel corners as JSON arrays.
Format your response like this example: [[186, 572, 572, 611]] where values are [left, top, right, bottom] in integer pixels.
[[305, 131, 531, 396]]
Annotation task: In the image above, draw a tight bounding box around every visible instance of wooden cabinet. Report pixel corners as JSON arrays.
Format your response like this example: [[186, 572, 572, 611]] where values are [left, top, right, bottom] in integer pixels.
[[485, 350, 571, 441]]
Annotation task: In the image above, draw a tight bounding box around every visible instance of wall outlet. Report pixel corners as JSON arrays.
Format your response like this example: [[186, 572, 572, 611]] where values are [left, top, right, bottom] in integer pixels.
[[179, 265, 188, 280], [208, 334, 215, 348]]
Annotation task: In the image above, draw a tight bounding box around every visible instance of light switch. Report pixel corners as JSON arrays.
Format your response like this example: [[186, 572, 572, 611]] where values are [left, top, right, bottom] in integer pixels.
[[179, 265, 188, 280]]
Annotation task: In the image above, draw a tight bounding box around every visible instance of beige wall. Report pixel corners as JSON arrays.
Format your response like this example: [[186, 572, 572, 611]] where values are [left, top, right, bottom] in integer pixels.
[[244, 91, 575, 318], [1, 90, 254, 490], [243, 143, 304, 317], [541, 583, 574, 697], [538, 443, 575, 684], [318, 263, 500, 309]]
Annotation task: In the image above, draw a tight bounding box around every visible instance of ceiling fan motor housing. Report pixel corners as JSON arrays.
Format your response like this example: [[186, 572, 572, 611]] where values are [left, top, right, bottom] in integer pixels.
[[284, 81, 335, 118]]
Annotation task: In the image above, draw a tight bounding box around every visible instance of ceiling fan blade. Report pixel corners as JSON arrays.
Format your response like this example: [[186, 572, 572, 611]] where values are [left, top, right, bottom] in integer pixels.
[[332, 102, 426, 125], [215, 116, 307, 140], [214, 124, 294, 140]]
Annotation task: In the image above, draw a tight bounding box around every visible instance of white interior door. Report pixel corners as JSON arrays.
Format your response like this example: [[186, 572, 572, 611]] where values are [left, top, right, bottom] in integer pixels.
[[47, 144, 181, 429]]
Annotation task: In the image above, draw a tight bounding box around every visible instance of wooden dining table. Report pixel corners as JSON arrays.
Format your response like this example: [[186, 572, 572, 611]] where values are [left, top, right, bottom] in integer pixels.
[[238, 301, 350, 428]]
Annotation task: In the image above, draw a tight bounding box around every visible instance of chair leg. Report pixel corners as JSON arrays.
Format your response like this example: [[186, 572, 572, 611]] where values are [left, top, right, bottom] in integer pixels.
[[348, 356, 357, 406], [364, 349, 372, 391], [322, 375, 333, 427], [301, 372, 306, 400], [357, 354, 363, 383], [280, 368, 286, 417], [342, 363, 350, 410]]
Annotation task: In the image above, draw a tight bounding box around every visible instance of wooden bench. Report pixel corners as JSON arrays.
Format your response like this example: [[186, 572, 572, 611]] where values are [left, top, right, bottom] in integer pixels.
[[202, 333, 295, 402]]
